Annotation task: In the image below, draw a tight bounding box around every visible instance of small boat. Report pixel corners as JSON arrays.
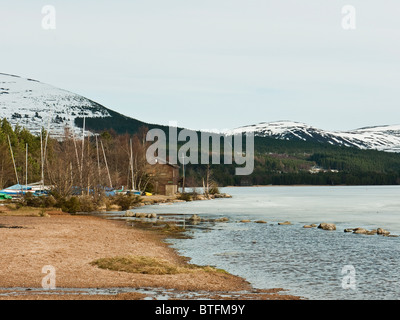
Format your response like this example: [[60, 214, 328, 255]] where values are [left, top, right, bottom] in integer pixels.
[[0, 182, 51, 198], [126, 190, 142, 196], [0, 193, 13, 200], [0, 184, 32, 197]]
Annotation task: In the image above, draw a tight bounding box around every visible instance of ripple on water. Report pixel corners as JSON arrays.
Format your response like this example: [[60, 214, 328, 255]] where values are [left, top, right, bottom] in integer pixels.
[[110, 186, 400, 300], [168, 220, 400, 300]]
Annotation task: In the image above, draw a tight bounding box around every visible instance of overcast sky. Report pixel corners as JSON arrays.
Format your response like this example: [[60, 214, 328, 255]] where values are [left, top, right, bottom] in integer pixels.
[[1, 1, 400, 131]]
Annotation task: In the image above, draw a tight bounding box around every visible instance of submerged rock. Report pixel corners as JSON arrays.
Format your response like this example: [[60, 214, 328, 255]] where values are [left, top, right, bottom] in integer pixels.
[[125, 210, 136, 217], [377, 228, 390, 236], [303, 224, 318, 228], [353, 228, 368, 234], [195, 195, 207, 200], [213, 193, 232, 199], [189, 214, 202, 221], [136, 212, 148, 218], [318, 223, 336, 231], [215, 217, 229, 222]]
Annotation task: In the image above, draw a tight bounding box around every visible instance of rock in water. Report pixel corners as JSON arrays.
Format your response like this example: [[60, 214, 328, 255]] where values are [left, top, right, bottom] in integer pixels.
[[125, 210, 136, 217], [189, 214, 202, 221], [215, 217, 229, 222], [353, 228, 367, 234], [135, 212, 147, 218], [318, 223, 336, 231], [377, 228, 390, 236]]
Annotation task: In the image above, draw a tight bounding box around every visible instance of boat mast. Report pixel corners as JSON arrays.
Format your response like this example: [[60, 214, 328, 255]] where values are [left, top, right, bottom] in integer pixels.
[[87, 134, 90, 196], [130, 138, 135, 190], [40, 131, 44, 191], [67, 108, 82, 192], [100, 139, 113, 189], [41, 111, 52, 192], [81, 117, 85, 167], [96, 135, 101, 179], [43, 110, 52, 166], [81, 117, 85, 193], [26, 143, 28, 188], [71, 128, 82, 182], [7, 135, 20, 186]]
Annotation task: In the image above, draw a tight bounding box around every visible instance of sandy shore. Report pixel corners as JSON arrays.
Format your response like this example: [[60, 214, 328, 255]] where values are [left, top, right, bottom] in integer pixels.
[[0, 212, 300, 300]]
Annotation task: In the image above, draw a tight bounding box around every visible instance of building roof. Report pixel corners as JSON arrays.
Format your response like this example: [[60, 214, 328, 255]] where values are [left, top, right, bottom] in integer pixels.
[[153, 157, 180, 169]]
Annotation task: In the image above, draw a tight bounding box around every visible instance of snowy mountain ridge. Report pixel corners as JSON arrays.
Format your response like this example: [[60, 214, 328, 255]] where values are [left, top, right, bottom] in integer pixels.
[[1, 73, 400, 153], [0, 73, 111, 138], [226, 121, 400, 153]]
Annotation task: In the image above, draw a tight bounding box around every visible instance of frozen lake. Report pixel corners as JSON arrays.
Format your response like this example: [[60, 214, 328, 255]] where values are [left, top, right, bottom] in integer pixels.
[[120, 186, 400, 300]]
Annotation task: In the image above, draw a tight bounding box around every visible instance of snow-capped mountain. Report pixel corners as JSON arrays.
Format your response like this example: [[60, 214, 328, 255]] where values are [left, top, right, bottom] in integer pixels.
[[226, 121, 400, 153], [2, 73, 400, 153], [0, 73, 112, 138]]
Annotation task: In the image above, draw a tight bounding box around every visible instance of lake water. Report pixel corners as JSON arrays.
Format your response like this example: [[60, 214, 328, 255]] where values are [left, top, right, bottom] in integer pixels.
[[122, 186, 400, 300]]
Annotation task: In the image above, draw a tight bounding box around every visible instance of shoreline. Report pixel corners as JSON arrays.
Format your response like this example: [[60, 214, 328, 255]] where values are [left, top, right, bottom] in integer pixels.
[[223, 184, 400, 188], [0, 212, 301, 300]]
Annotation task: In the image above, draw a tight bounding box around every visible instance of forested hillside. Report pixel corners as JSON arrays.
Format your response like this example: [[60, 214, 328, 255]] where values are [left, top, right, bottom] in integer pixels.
[[2, 119, 400, 193], [184, 136, 400, 187], [0, 119, 152, 193]]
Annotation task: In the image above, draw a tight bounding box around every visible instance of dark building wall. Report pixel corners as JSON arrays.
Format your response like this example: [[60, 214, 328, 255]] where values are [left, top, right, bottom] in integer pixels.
[[147, 163, 180, 195]]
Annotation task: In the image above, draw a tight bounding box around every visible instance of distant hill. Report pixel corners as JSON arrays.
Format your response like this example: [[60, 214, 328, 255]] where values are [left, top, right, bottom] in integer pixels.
[[226, 121, 400, 153], [2, 73, 400, 186], [2, 72, 400, 154], [73, 107, 169, 136], [186, 135, 400, 186], [0, 73, 166, 139]]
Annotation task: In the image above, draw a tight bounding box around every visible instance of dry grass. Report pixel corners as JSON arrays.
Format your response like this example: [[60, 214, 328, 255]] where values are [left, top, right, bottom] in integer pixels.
[[0, 205, 64, 217], [0, 205, 41, 216], [91, 255, 228, 275], [131, 221, 189, 239]]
